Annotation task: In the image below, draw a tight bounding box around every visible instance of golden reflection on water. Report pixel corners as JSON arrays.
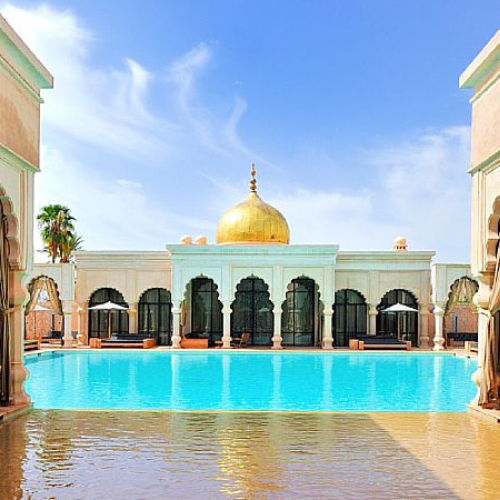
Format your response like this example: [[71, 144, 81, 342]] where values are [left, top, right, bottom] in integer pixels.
[[1, 411, 500, 499]]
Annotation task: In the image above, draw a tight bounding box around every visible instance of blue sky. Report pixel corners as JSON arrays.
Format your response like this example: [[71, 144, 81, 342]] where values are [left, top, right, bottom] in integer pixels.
[[2, 1, 499, 261]]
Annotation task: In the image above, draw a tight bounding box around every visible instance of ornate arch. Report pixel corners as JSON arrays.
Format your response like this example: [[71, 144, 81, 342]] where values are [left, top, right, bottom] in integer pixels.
[[184, 276, 223, 343], [231, 276, 274, 346], [285, 274, 321, 297], [486, 195, 500, 273], [378, 288, 419, 306], [88, 287, 129, 339], [26, 275, 63, 315], [86, 286, 127, 304], [282, 276, 322, 347], [333, 289, 368, 346], [0, 183, 20, 269], [139, 287, 172, 302], [138, 287, 172, 345], [334, 288, 367, 304], [376, 288, 419, 344], [444, 277, 478, 314]]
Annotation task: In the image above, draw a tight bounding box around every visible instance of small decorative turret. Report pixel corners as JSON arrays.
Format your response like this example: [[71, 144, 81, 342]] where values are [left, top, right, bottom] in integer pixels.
[[393, 236, 408, 251], [194, 235, 208, 245]]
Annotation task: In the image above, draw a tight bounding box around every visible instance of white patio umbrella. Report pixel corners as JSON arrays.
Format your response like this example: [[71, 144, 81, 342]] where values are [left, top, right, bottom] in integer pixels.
[[88, 301, 128, 338], [381, 303, 418, 341]]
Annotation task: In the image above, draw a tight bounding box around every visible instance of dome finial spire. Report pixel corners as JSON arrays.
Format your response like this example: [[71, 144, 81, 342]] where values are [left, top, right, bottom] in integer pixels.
[[250, 163, 257, 192]]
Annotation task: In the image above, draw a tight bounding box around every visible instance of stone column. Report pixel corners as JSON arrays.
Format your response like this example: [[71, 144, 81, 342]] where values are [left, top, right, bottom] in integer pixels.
[[221, 301, 232, 349], [322, 302, 333, 350], [77, 303, 87, 346], [472, 308, 490, 405], [171, 301, 182, 348], [128, 302, 138, 334], [62, 300, 74, 347], [9, 270, 30, 406], [272, 310, 282, 349], [419, 305, 430, 348], [471, 273, 491, 406], [432, 304, 446, 351], [368, 305, 378, 336]]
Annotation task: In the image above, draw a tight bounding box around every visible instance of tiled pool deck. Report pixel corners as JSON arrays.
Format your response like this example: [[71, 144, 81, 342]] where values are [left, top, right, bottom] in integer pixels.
[[1, 410, 500, 499]]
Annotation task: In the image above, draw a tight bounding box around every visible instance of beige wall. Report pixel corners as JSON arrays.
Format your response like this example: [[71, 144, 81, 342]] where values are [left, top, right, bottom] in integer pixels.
[[460, 29, 500, 277], [460, 28, 500, 403], [336, 252, 434, 307], [0, 69, 39, 168], [74, 252, 172, 305]]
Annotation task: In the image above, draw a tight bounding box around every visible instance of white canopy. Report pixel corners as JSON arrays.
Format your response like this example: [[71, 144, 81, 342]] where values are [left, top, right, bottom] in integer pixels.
[[88, 301, 128, 311], [382, 303, 418, 313]]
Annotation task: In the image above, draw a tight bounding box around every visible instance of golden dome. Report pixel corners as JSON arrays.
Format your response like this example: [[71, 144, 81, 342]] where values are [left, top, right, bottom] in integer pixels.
[[216, 165, 290, 245]]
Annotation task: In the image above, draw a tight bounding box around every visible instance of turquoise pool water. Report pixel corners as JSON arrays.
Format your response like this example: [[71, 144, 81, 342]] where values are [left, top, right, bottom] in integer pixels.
[[25, 351, 476, 411]]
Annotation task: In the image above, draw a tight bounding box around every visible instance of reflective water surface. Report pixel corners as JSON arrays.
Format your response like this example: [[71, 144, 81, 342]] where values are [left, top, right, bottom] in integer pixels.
[[25, 352, 477, 411], [1, 410, 500, 499]]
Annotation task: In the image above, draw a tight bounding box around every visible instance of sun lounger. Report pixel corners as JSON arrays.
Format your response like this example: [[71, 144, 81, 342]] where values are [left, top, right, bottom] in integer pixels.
[[350, 336, 411, 351], [181, 338, 209, 348], [24, 339, 41, 351], [93, 335, 156, 349]]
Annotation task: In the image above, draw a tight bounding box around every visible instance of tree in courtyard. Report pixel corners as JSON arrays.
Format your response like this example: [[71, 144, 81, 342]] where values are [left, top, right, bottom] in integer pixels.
[[37, 204, 83, 263]]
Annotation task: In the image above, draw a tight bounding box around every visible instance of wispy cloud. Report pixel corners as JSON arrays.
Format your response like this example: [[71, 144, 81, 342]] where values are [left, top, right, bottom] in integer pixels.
[[2, 4, 471, 262], [266, 126, 471, 258], [2, 4, 249, 163], [35, 146, 214, 254], [2, 4, 172, 161], [204, 125, 471, 260]]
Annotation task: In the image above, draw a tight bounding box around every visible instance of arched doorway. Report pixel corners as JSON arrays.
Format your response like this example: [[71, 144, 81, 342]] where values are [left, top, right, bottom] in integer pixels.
[[25, 276, 63, 343], [138, 288, 172, 346], [444, 277, 478, 347], [231, 277, 274, 346], [88, 288, 129, 339], [0, 202, 10, 404], [377, 289, 419, 345], [188, 277, 223, 344], [333, 289, 368, 347], [282, 277, 320, 347]]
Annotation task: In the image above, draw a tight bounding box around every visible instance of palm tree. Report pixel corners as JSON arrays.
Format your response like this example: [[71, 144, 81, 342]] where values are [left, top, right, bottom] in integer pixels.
[[37, 205, 82, 263], [60, 232, 83, 263]]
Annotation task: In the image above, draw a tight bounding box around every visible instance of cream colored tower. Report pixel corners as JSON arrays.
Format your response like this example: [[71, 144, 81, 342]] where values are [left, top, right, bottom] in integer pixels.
[[460, 29, 500, 405], [0, 14, 53, 407]]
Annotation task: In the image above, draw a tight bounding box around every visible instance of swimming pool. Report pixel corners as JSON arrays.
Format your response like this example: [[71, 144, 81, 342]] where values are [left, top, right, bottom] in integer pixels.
[[25, 351, 477, 411]]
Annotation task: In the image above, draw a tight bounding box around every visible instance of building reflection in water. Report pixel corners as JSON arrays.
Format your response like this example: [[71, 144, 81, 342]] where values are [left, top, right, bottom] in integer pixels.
[[1, 410, 500, 499]]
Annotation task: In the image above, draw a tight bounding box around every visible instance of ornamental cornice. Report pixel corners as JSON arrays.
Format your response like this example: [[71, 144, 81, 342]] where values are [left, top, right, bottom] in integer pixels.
[[0, 16, 53, 92], [0, 142, 38, 172], [468, 148, 500, 176]]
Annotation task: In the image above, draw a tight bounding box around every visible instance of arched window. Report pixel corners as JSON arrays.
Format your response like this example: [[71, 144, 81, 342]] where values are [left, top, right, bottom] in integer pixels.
[[333, 289, 367, 347], [443, 277, 478, 345], [190, 278, 223, 343], [282, 278, 319, 347], [376, 289, 418, 345], [89, 288, 129, 339], [231, 277, 274, 346], [25, 276, 63, 342], [138, 288, 172, 345]]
